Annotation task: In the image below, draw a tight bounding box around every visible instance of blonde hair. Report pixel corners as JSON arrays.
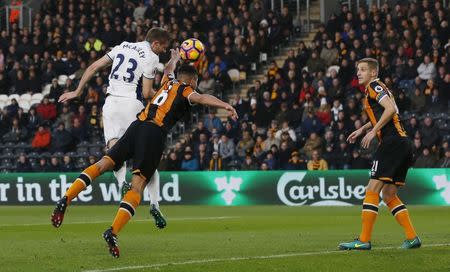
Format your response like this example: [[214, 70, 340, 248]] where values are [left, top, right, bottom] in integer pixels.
[[357, 58, 379, 74]]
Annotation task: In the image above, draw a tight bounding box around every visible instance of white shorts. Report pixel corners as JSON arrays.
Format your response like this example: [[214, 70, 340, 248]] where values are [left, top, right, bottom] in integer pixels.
[[102, 95, 144, 145]]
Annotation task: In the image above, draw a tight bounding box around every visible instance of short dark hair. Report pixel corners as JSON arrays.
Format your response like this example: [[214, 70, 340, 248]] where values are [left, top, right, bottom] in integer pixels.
[[177, 64, 198, 78], [145, 27, 170, 43]]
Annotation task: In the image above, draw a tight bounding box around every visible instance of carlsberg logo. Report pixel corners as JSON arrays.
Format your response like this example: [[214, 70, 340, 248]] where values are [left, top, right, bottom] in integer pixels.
[[277, 172, 365, 206]]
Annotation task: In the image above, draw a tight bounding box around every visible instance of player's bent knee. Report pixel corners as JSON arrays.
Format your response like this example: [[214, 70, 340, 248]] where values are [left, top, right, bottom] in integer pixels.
[[130, 173, 147, 193], [96, 157, 115, 173], [107, 138, 119, 150], [382, 185, 398, 203], [366, 179, 384, 193]]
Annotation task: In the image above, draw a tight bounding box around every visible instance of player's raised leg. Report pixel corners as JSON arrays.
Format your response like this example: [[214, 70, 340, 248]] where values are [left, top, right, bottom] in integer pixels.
[[103, 173, 146, 258], [51, 156, 115, 228], [339, 179, 384, 250], [382, 184, 421, 249], [148, 170, 167, 228]]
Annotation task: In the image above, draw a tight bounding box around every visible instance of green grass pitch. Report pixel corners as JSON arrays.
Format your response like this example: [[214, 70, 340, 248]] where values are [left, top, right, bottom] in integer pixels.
[[0, 205, 449, 272]]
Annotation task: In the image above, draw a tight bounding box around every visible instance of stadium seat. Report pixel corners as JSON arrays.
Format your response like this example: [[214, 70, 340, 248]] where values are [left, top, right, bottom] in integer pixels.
[[31, 93, 44, 102], [259, 52, 268, 64], [18, 100, 31, 112], [8, 94, 20, 102], [41, 152, 52, 158], [239, 71, 247, 83], [0, 94, 8, 103], [57, 75, 69, 86], [27, 152, 39, 159], [227, 69, 240, 91], [42, 84, 52, 96], [19, 93, 32, 102], [52, 152, 65, 158]]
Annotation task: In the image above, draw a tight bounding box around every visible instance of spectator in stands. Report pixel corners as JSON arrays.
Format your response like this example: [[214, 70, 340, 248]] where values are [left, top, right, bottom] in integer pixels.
[[73, 105, 87, 125], [437, 148, 450, 168], [3, 118, 27, 143], [166, 152, 180, 171], [61, 155, 75, 172], [414, 147, 437, 168], [36, 97, 57, 121], [260, 161, 269, 171], [335, 141, 351, 169], [181, 151, 199, 171], [31, 124, 51, 152], [70, 118, 88, 144], [236, 130, 255, 159], [420, 117, 440, 148], [417, 55, 437, 80], [263, 129, 280, 151], [278, 141, 292, 169], [410, 88, 426, 113], [241, 153, 257, 170], [301, 109, 324, 136], [5, 98, 19, 118], [232, 94, 250, 121], [87, 104, 101, 132], [16, 154, 32, 172], [48, 78, 62, 102], [51, 123, 73, 153], [286, 151, 307, 170], [13, 70, 29, 94], [209, 151, 223, 171], [350, 149, 370, 169], [55, 105, 73, 129], [320, 40, 339, 66], [275, 121, 296, 142], [219, 134, 235, 167], [48, 156, 60, 172], [306, 51, 326, 74], [34, 158, 50, 172], [198, 71, 216, 95], [302, 132, 322, 158], [197, 144, 210, 171], [204, 111, 223, 133], [307, 150, 329, 170]]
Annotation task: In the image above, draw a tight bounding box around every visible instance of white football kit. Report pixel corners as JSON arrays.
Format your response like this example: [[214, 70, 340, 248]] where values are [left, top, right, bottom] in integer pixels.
[[102, 41, 161, 207]]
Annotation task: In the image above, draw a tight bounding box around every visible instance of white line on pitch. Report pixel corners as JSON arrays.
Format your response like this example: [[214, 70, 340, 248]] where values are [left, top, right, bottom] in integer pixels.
[[82, 243, 450, 272], [0, 216, 238, 227]]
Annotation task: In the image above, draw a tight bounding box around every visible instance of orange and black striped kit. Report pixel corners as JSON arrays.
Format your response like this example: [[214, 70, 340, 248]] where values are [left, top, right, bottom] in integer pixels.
[[364, 79, 414, 186], [138, 73, 194, 131], [106, 74, 195, 181]]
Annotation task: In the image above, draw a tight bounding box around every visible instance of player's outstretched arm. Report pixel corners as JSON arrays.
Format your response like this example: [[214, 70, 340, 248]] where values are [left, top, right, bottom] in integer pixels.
[[188, 93, 238, 120], [58, 55, 112, 103]]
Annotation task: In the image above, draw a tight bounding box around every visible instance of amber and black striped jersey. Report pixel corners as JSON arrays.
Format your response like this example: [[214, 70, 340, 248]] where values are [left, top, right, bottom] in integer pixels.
[[363, 78, 407, 141], [137, 73, 195, 131]]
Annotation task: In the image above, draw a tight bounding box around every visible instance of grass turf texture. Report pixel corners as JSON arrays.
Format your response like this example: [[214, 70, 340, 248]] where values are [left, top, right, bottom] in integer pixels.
[[0, 205, 449, 272]]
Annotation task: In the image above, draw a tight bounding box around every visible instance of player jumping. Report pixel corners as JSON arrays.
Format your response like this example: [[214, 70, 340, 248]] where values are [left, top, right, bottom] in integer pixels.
[[51, 48, 238, 257], [338, 58, 421, 250], [57, 27, 169, 229]]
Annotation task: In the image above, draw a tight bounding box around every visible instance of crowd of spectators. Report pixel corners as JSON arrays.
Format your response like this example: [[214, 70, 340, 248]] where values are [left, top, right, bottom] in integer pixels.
[[159, 1, 450, 171], [0, 0, 448, 172], [0, 0, 291, 172]]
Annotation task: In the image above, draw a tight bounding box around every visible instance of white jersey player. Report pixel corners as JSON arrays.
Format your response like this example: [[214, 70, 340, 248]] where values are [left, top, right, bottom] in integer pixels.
[[58, 27, 170, 228]]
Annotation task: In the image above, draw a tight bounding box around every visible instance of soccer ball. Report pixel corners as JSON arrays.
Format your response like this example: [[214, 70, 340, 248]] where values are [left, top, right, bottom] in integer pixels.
[[179, 38, 204, 61]]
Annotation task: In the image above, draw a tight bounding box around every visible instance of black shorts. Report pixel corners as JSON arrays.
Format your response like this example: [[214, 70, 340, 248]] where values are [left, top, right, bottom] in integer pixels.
[[105, 120, 166, 182], [370, 136, 413, 186]]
